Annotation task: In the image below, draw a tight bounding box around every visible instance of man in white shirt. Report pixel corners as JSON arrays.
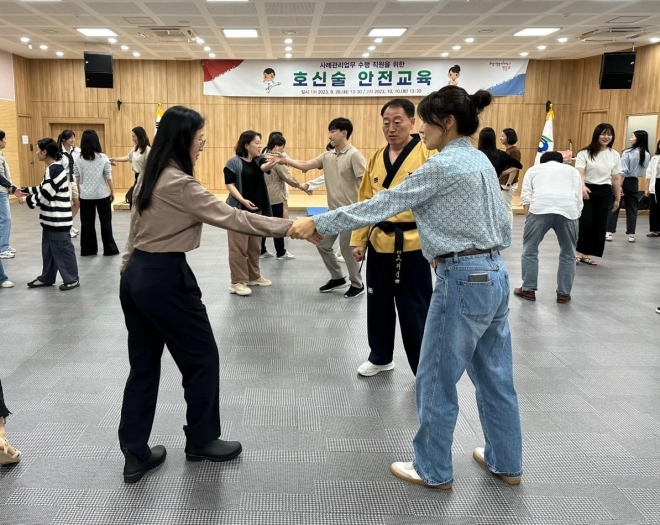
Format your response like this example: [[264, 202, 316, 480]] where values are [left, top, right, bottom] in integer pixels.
[[514, 151, 583, 303]]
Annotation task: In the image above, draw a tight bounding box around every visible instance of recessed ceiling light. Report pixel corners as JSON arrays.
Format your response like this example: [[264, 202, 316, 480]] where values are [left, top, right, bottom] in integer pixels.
[[651, 37, 660, 43], [369, 28, 406, 37], [520, 52, 529, 56], [196, 38, 204, 44], [209, 53, 216, 58], [223, 29, 258, 38], [368, 45, 375, 51], [281, 30, 297, 35], [203, 46, 211, 51], [133, 51, 140, 57], [20, 37, 30, 43], [441, 52, 449, 57], [39, 44, 48, 50], [537, 45, 546, 50], [362, 52, 370, 57], [557, 37, 568, 43], [284, 38, 293, 44], [285, 46, 292, 51], [465, 38, 474, 43], [77, 28, 117, 37], [374, 38, 383, 43], [514, 28, 560, 37], [108, 37, 117, 43], [121, 45, 129, 51], [285, 53, 292, 58], [56, 51, 64, 57], [452, 45, 461, 50]]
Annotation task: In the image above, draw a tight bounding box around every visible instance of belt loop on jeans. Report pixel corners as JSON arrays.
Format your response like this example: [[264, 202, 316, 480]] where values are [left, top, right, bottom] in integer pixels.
[[452, 253, 459, 263]]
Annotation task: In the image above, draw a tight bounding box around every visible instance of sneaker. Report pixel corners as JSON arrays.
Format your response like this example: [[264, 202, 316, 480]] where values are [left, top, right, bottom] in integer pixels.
[[260, 251, 275, 259], [357, 360, 395, 377], [556, 293, 571, 304], [71, 227, 79, 234], [628, 235, 635, 243], [656, 306, 660, 314], [276, 251, 296, 260], [473, 447, 521, 485], [229, 283, 252, 296], [0, 251, 15, 259], [7, 247, 16, 254], [319, 277, 347, 293], [344, 285, 365, 298], [0, 280, 14, 288], [336, 252, 345, 263], [389, 462, 452, 490], [27, 279, 51, 288], [246, 276, 272, 287], [605, 232, 613, 241], [513, 287, 536, 301], [70, 230, 78, 238], [59, 281, 80, 291]]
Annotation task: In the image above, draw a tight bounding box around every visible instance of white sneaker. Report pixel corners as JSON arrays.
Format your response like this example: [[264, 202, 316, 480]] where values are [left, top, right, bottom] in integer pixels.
[[260, 251, 275, 259], [247, 276, 272, 287], [357, 360, 395, 377], [0, 251, 14, 259], [7, 247, 16, 254], [389, 462, 452, 489], [229, 283, 252, 296], [71, 227, 79, 234], [276, 252, 296, 260], [0, 280, 14, 288], [628, 235, 635, 243], [336, 251, 345, 263], [70, 230, 78, 238], [605, 232, 613, 241]]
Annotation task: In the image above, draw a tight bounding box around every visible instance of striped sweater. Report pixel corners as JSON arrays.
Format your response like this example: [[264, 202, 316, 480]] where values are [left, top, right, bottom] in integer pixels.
[[25, 163, 72, 232]]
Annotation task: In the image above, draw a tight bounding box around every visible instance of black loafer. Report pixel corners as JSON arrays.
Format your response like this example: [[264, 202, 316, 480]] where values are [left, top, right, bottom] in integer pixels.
[[122, 445, 167, 484], [185, 439, 242, 462]]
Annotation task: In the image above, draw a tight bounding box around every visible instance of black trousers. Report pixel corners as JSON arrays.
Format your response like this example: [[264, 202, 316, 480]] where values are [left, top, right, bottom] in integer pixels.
[[80, 197, 119, 256], [577, 183, 613, 258], [366, 247, 433, 375], [39, 229, 79, 285], [649, 192, 660, 232], [118, 250, 221, 462], [0, 378, 10, 419], [607, 177, 639, 235], [261, 202, 286, 257]]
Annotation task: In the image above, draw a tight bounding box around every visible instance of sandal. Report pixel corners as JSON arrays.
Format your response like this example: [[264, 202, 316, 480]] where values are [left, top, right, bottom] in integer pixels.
[[0, 436, 21, 465], [579, 256, 598, 266]]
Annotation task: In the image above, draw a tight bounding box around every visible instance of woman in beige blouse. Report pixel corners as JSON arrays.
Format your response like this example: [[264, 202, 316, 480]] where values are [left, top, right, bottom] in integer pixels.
[[110, 126, 151, 207]]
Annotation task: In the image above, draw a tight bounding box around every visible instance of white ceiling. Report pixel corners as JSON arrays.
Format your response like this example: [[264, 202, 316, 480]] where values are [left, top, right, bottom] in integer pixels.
[[0, 0, 658, 61]]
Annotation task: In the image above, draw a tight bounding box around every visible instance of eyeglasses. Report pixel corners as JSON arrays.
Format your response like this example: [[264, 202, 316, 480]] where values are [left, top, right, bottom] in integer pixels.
[[198, 139, 206, 147]]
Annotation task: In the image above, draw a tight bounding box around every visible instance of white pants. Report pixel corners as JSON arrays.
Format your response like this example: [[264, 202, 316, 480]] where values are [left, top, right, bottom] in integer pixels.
[[501, 183, 518, 227]]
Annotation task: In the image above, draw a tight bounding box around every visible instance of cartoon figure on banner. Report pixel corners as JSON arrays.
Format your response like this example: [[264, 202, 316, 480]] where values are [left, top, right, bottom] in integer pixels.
[[447, 64, 461, 86], [263, 68, 282, 93]]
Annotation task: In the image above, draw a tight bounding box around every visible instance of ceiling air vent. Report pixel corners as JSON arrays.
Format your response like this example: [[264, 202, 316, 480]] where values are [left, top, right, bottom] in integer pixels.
[[579, 27, 648, 42], [138, 27, 198, 42], [371, 53, 392, 58]]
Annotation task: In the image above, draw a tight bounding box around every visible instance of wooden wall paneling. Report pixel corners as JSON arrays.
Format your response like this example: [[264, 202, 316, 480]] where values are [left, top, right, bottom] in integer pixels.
[[629, 45, 660, 113], [577, 111, 609, 151], [579, 56, 611, 111], [16, 116, 36, 186], [12, 55, 31, 116], [0, 99, 21, 187], [522, 60, 551, 105]]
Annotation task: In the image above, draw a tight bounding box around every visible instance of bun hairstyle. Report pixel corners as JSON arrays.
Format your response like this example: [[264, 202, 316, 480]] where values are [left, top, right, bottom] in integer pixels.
[[448, 64, 461, 74], [417, 86, 492, 136]]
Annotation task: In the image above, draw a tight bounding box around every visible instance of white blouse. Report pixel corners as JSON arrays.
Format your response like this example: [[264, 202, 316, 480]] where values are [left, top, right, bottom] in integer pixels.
[[127, 146, 150, 174], [575, 148, 622, 185]]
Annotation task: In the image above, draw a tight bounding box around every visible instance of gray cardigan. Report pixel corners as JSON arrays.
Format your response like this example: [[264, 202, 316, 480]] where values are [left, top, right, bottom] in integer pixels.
[[225, 155, 273, 217]]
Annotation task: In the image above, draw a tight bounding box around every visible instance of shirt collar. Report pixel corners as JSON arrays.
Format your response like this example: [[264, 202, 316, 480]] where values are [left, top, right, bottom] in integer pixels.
[[333, 143, 352, 155]]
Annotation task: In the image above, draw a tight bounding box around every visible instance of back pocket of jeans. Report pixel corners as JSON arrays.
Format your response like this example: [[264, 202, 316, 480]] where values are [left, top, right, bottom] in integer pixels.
[[457, 280, 496, 321]]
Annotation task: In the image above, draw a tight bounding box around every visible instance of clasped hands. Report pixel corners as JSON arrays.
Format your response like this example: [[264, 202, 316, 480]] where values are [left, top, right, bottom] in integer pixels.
[[12, 187, 27, 205], [287, 217, 321, 244]]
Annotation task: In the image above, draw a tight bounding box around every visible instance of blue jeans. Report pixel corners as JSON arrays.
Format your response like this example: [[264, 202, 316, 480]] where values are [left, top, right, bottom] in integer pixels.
[[412, 252, 522, 486], [0, 192, 11, 252], [0, 258, 7, 283], [521, 213, 579, 296]]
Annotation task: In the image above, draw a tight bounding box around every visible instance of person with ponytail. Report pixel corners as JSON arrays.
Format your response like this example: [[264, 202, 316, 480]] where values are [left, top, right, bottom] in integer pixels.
[[14, 138, 80, 290], [288, 86, 522, 489], [57, 130, 81, 237]]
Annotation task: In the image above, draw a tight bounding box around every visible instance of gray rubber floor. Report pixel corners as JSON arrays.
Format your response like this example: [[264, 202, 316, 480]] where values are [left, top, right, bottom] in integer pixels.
[[1, 202, 659, 525]]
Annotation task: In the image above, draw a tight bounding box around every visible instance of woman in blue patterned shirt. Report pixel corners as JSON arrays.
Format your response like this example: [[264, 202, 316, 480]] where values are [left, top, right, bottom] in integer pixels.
[[290, 86, 523, 490]]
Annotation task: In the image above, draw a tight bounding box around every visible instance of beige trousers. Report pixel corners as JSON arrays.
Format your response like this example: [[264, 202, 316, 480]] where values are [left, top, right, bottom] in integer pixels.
[[501, 182, 518, 228], [317, 231, 363, 288], [228, 230, 262, 283]]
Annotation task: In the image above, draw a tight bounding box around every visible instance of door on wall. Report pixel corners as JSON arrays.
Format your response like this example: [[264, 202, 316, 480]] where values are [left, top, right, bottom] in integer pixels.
[[16, 115, 38, 186], [49, 124, 106, 152], [578, 111, 608, 152]]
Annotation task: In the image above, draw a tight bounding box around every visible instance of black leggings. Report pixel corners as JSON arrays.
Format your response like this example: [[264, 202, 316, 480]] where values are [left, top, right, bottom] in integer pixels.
[[0, 378, 10, 419]]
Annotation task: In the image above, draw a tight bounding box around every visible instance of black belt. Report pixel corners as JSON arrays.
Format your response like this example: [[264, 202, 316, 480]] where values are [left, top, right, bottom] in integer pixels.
[[371, 221, 417, 284], [436, 248, 497, 262]]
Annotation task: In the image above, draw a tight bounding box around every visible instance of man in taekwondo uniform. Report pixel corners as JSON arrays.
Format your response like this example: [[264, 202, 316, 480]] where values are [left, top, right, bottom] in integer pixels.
[[351, 98, 434, 377]]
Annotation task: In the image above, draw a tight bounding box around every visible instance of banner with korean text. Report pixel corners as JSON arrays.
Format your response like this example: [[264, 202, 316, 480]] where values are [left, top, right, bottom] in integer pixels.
[[202, 59, 529, 98]]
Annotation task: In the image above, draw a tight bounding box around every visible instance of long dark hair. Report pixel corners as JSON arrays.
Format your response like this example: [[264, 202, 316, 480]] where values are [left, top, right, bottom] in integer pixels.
[[0, 130, 5, 141], [57, 129, 75, 151], [626, 130, 649, 167], [135, 105, 205, 214], [37, 138, 62, 161], [80, 129, 102, 161], [655, 140, 660, 156], [478, 127, 498, 159], [417, 86, 491, 136], [581, 123, 615, 160], [263, 133, 286, 154], [132, 126, 150, 154]]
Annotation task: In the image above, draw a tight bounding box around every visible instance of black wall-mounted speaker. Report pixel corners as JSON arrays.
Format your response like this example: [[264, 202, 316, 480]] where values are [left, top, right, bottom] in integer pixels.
[[84, 52, 113, 89], [599, 52, 636, 90]]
